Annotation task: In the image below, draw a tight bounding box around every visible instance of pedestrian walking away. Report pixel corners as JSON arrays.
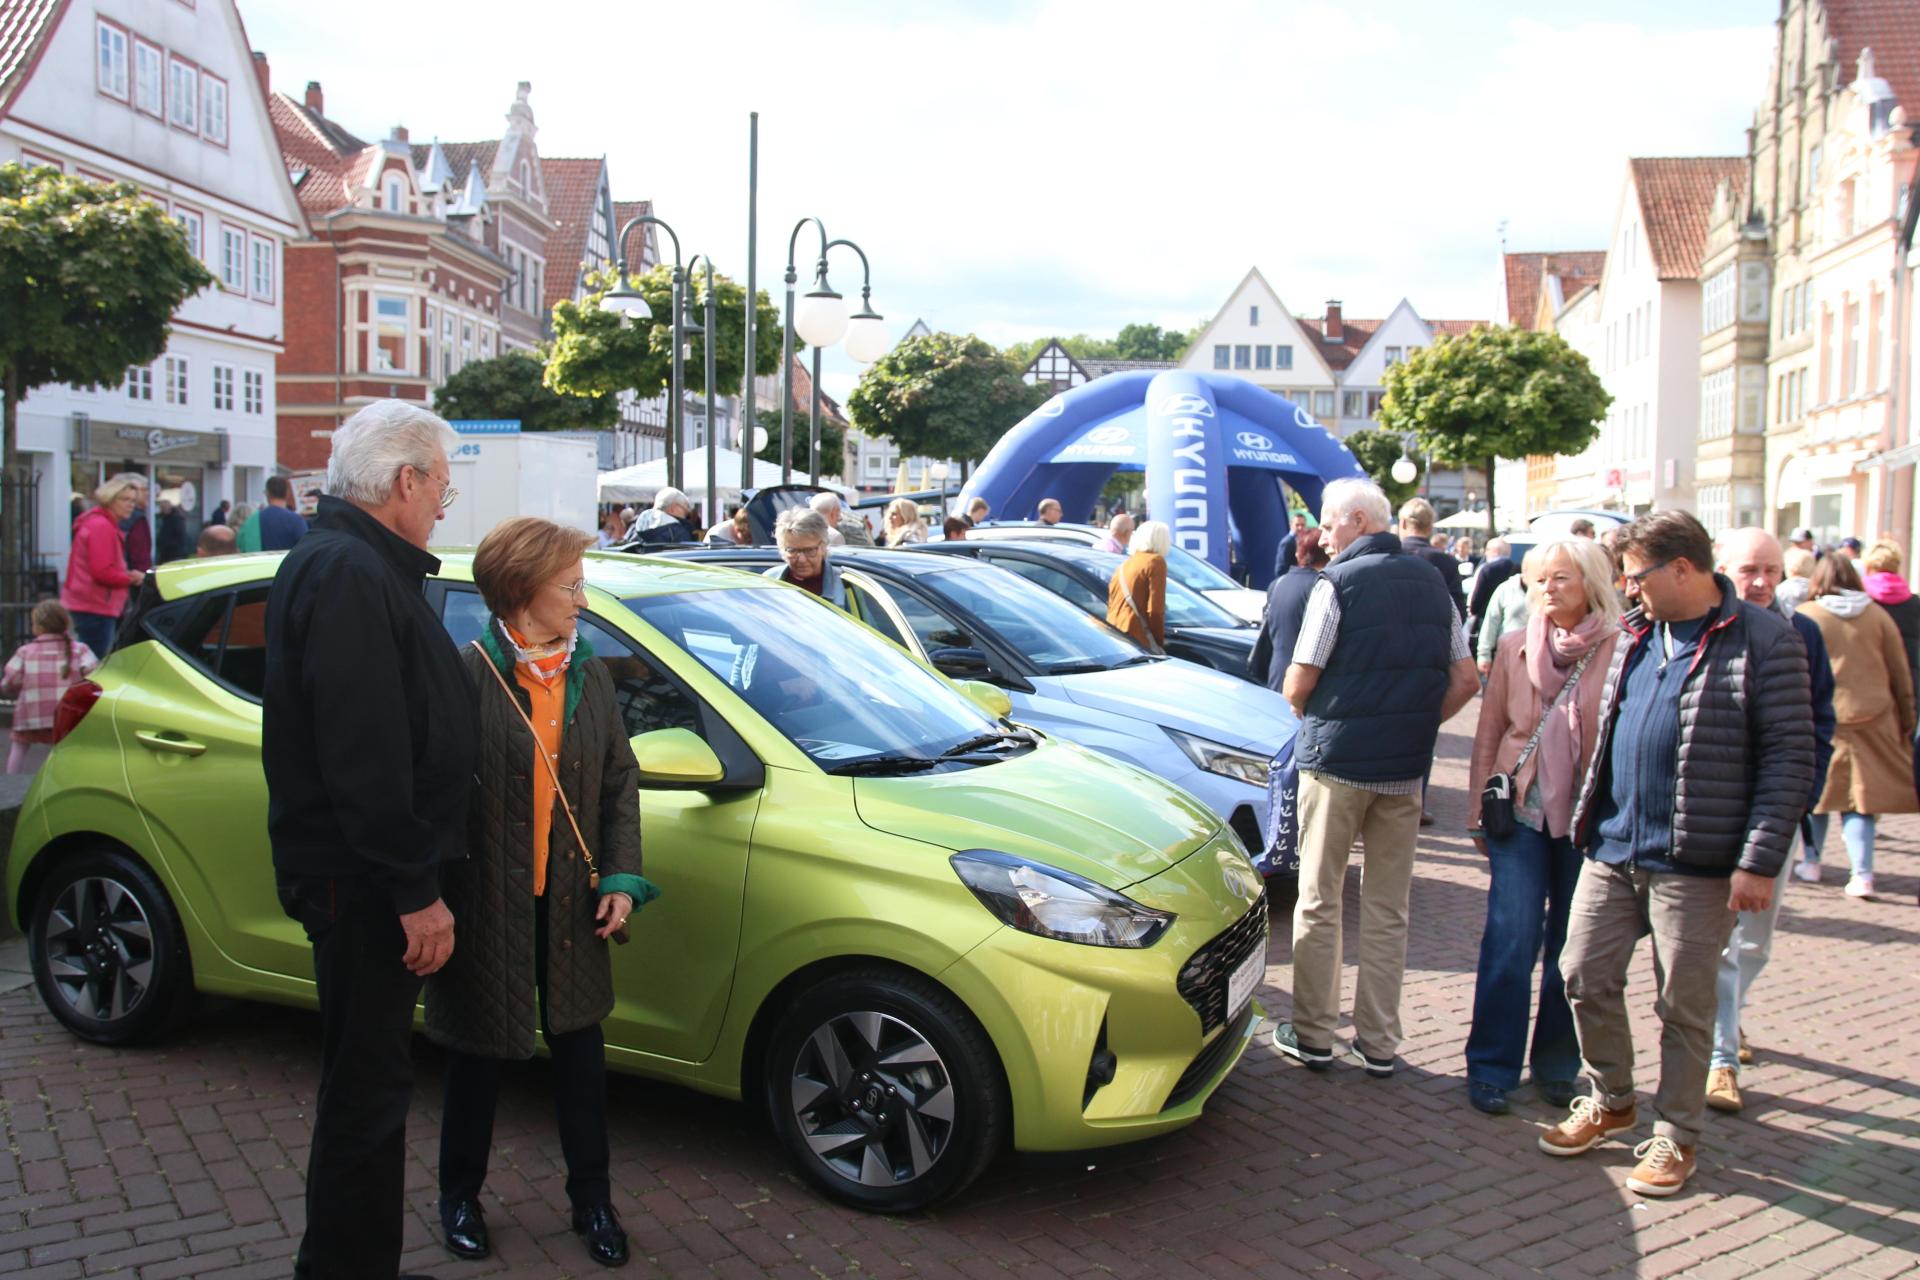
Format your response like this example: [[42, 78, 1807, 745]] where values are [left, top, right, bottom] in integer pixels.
[[1706, 528, 1835, 1115], [1272, 478, 1478, 1077], [262, 400, 477, 1280], [1250, 526, 1330, 690], [1860, 539, 1920, 718], [1543, 510, 1813, 1199], [429, 516, 659, 1270], [1793, 553, 1916, 900], [1464, 538, 1620, 1116]]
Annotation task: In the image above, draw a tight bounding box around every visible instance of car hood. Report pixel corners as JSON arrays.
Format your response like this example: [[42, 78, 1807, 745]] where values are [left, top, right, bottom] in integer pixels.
[[1058, 658, 1294, 751], [851, 737, 1219, 890]]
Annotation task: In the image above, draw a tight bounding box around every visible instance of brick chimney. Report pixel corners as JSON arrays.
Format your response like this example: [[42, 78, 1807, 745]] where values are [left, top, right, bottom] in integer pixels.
[[304, 80, 323, 114], [252, 51, 269, 98], [390, 125, 409, 143], [1323, 300, 1343, 343]]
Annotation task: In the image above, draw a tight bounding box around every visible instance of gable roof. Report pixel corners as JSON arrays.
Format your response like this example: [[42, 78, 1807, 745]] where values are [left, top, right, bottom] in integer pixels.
[[610, 199, 656, 267], [1825, 0, 1920, 113], [542, 156, 607, 312], [1503, 251, 1607, 330], [0, 0, 60, 117], [270, 90, 383, 215], [1295, 314, 1483, 370], [1185, 266, 1337, 379], [1629, 157, 1747, 280]]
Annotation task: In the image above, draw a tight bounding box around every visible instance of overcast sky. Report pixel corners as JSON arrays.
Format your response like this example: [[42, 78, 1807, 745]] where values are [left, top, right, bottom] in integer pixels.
[[242, 0, 1776, 399]]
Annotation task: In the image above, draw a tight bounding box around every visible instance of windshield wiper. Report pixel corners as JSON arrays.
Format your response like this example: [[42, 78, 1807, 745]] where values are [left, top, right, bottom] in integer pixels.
[[938, 730, 1035, 758], [1110, 653, 1160, 667], [826, 755, 939, 776], [1047, 660, 1110, 675]]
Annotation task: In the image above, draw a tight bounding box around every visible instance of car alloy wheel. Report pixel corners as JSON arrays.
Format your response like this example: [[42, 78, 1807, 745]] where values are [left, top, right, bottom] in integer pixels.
[[44, 875, 156, 1022], [790, 1011, 956, 1188]]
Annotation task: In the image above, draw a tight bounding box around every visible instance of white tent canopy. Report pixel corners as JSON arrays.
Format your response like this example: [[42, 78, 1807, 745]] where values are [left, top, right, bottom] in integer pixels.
[[596, 446, 855, 513]]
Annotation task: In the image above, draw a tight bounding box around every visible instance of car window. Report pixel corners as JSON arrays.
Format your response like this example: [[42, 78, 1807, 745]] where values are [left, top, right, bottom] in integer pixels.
[[438, 587, 701, 739], [920, 567, 1144, 673], [144, 584, 272, 700], [1165, 546, 1241, 594], [842, 579, 910, 648], [888, 585, 980, 652], [992, 558, 1104, 617]]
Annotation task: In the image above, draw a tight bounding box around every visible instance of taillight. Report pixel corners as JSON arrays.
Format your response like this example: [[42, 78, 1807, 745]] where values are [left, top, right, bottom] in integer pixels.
[[51, 680, 103, 743]]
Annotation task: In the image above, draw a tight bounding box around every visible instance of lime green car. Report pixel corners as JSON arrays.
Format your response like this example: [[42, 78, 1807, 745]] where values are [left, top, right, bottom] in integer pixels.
[[6, 551, 1268, 1211]]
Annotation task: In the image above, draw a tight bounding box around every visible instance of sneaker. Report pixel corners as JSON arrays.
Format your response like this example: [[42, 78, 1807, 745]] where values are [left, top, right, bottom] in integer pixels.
[[1792, 860, 1821, 883], [1845, 874, 1875, 899], [1737, 1028, 1753, 1065], [1536, 1078, 1582, 1108], [1272, 1022, 1332, 1071], [1468, 1082, 1509, 1115], [1626, 1136, 1696, 1197], [1705, 1067, 1743, 1113], [1345, 1041, 1395, 1077], [1538, 1095, 1637, 1157]]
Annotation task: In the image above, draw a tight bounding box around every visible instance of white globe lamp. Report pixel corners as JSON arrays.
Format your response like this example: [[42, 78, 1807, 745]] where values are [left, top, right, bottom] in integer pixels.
[[843, 306, 889, 364], [794, 278, 848, 348], [1390, 454, 1417, 485]]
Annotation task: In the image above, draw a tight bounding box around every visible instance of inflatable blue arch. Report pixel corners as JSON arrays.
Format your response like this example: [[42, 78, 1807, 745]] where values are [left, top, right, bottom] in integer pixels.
[[959, 370, 1367, 589]]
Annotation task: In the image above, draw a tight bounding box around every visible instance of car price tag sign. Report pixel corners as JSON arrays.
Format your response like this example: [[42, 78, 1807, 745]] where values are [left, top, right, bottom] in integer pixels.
[[1228, 943, 1265, 1022]]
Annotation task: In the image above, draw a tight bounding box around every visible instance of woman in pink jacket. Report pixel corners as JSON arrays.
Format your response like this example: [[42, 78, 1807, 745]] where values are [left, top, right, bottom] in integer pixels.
[[1464, 536, 1621, 1116], [61, 474, 147, 659]]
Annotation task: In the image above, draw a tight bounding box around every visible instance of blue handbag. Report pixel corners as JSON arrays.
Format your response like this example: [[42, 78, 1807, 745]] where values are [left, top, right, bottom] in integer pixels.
[[1256, 734, 1300, 878]]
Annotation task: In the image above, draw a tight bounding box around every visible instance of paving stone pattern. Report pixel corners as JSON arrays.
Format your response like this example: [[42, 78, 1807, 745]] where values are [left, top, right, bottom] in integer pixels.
[[1, 703, 1916, 1278]]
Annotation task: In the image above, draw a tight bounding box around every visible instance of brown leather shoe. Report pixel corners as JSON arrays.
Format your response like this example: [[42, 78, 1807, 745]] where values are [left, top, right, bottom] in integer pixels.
[[1705, 1067, 1743, 1113], [1738, 1028, 1753, 1065], [1626, 1136, 1696, 1196], [1538, 1095, 1637, 1156]]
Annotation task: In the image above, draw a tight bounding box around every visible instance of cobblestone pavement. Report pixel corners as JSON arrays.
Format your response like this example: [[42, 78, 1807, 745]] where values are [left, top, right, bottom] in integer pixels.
[[2, 700, 1917, 1279]]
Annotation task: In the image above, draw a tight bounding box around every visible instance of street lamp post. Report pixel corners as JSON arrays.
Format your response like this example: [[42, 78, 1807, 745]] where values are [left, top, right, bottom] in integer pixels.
[[684, 255, 721, 532], [780, 218, 842, 484], [927, 461, 950, 521], [601, 213, 694, 492]]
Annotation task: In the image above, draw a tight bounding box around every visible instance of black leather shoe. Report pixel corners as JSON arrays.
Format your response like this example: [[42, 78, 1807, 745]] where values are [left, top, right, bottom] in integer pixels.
[[441, 1196, 490, 1260], [572, 1202, 629, 1268]]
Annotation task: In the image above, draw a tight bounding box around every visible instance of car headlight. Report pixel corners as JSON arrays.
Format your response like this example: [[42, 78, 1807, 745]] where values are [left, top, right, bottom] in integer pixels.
[[950, 850, 1175, 948], [1164, 727, 1272, 787]]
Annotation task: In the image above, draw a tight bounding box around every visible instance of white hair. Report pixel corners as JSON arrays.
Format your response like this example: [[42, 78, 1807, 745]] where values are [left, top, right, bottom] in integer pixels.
[[326, 400, 459, 507], [775, 507, 831, 545], [1321, 478, 1392, 532], [1128, 519, 1171, 556], [1487, 537, 1511, 558], [653, 486, 689, 512], [808, 491, 843, 518]]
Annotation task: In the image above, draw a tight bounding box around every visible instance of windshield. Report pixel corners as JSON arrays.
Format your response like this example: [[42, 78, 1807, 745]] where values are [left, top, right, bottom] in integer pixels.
[[623, 587, 998, 769], [1165, 546, 1242, 595], [919, 566, 1146, 673], [1066, 549, 1245, 629]]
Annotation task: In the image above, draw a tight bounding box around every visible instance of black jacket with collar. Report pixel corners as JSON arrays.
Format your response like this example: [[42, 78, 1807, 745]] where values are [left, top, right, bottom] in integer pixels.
[[263, 496, 477, 913], [1402, 534, 1468, 622]]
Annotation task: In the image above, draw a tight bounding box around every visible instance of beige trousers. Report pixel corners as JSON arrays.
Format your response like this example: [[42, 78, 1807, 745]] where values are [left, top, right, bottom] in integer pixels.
[[1290, 771, 1423, 1056]]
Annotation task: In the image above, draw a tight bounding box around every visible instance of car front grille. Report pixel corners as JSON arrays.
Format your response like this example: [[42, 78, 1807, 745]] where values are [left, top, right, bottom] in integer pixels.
[[1175, 891, 1268, 1036], [1163, 1004, 1254, 1110]]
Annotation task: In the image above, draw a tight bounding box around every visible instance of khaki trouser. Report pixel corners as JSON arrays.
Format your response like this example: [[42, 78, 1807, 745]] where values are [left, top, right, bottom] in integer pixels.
[[1560, 859, 1737, 1147], [1290, 771, 1423, 1056]]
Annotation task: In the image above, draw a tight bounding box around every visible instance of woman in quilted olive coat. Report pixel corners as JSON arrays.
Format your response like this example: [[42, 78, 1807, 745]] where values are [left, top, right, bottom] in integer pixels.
[[425, 516, 655, 1270]]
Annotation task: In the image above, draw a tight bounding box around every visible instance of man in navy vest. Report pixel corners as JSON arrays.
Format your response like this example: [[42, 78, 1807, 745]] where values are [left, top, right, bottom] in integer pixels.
[[1273, 479, 1479, 1076]]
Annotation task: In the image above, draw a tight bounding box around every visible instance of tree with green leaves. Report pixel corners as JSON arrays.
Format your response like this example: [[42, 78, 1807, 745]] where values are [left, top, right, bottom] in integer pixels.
[[432, 349, 616, 432], [1342, 427, 1425, 509], [546, 263, 783, 402], [1112, 321, 1197, 362], [1376, 326, 1610, 537], [758, 406, 846, 479], [0, 164, 214, 587], [846, 332, 1049, 479]]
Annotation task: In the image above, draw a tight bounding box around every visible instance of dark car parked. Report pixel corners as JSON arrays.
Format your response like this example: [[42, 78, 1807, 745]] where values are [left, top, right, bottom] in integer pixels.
[[910, 539, 1261, 681]]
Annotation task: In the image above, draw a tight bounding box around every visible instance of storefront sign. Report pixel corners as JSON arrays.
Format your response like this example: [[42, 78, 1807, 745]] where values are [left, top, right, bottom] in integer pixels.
[[79, 420, 228, 466]]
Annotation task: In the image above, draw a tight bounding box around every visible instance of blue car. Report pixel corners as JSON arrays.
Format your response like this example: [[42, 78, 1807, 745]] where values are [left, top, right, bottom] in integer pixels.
[[654, 547, 1294, 853]]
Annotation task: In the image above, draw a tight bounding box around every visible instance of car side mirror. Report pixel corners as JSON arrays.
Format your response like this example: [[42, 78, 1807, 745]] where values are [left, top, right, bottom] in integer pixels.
[[929, 646, 993, 680], [630, 728, 725, 787], [957, 679, 1012, 720]]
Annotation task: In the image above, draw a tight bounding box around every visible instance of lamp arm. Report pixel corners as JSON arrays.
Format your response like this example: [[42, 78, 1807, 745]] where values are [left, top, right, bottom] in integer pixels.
[[615, 214, 681, 278], [786, 216, 829, 285]]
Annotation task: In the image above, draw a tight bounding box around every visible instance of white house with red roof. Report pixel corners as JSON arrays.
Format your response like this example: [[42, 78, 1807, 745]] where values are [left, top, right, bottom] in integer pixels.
[[1, 0, 302, 571]]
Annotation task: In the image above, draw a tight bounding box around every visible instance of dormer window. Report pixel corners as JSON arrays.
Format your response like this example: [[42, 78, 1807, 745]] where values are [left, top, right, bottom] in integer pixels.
[[384, 175, 404, 213]]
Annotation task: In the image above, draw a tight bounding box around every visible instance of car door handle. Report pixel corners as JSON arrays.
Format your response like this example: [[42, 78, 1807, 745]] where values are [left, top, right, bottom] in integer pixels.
[[134, 730, 208, 757]]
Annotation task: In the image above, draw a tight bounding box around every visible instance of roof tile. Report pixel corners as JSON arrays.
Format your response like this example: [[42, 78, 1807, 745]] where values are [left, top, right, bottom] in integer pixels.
[[1629, 157, 1747, 279], [1825, 0, 1920, 114], [541, 156, 606, 313], [0, 0, 59, 112]]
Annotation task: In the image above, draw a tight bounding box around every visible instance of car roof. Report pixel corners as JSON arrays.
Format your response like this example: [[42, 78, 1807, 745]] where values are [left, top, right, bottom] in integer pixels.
[[656, 544, 1001, 580], [933, 540, 1121, 569], [151, 545, 784, 602]]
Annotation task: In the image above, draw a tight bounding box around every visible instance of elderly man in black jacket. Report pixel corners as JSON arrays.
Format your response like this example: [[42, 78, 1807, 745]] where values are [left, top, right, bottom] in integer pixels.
[[1540, 511, 1813, 1200], [265, 399, 476, 1280]]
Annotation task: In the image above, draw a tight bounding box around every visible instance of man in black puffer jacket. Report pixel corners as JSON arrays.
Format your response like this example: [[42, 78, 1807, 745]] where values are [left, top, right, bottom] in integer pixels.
[[1540, 511, 1813, 1200]]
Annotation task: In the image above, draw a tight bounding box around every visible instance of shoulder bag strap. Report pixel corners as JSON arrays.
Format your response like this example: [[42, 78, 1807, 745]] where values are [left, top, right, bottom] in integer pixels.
[[471, 641, 598, 883], [1113, 565, 1165, 655], [1509, 646, 1599, 778]]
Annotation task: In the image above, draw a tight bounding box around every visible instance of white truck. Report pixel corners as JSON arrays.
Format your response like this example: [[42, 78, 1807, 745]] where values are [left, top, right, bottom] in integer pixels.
[[437, 422, 599, 548]]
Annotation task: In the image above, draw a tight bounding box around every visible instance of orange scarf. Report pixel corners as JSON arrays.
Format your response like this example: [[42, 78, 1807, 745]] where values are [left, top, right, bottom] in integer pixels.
[[502, 620, 572, 686]]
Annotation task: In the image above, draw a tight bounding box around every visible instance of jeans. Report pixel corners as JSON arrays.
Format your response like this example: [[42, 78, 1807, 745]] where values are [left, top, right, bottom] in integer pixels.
[[279, 874, 425, 1280], [1712, 858, 1791, 1070], [1465, 822, 1583, 1091], [1802, 811, 1875, 877], [71, 610, 117, 662]]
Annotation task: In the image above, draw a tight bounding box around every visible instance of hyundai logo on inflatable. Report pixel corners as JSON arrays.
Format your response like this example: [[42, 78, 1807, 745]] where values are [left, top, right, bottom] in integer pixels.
[[1236, 431, 1273, 450]]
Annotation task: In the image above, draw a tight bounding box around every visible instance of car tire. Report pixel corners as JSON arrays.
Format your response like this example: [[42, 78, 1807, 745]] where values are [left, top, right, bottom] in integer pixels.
[[29, 848, 194, 1045], [763, 968, 1005, 1212]]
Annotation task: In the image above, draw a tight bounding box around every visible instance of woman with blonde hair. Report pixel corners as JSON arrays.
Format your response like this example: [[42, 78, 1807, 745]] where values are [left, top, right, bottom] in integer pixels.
[[427, 516, 656, 1268], [1107, 519, 1169, 649], [882, 497, 926, 546], [61, 474, 148, 659], [1464, 537, 1621, 1115], [1776, 545, 1817, 613], [1860, 539, 1920, 715]]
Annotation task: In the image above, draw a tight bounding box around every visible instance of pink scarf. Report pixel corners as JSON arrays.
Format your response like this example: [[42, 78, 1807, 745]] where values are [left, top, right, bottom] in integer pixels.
[[1522, 610, 1608, 838]]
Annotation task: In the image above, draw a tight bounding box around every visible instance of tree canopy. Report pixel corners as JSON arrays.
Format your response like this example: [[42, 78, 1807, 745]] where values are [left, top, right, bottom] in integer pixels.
[[1003, 321, 1201, 368], [432, 349, 616, 432], [1375, 326, 1610, 534], [1341, 427, 1425, 509], [546, 263, 783, 402], [846, 332, 1049, 473]]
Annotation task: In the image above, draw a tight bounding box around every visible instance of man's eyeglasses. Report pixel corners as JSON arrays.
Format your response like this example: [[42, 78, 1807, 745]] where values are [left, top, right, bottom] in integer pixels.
[[1622, 557, 1675, 586], [411, 465, 458, 510]]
